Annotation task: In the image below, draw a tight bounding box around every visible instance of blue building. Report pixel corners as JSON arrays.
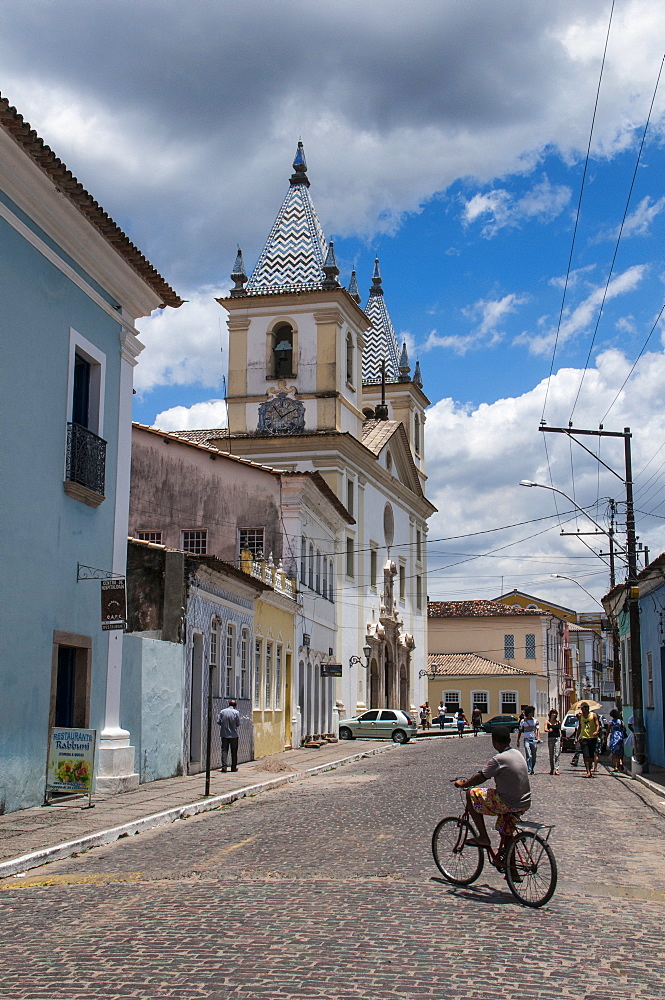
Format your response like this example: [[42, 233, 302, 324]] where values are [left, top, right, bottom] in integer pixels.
[[638, 553, 665, 769], [0, 95, 181, 813]]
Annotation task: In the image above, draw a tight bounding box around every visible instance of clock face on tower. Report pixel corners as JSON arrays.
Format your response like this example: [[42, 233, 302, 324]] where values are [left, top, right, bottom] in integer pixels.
[[258, 392, 305, 435]]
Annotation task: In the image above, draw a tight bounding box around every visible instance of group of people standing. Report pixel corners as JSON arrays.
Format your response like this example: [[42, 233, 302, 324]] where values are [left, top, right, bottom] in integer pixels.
[[419, 701, 484, 737]]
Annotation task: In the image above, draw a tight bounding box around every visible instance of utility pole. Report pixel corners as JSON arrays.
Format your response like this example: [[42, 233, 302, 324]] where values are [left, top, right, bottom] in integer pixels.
[[539, 424, 645, 768]]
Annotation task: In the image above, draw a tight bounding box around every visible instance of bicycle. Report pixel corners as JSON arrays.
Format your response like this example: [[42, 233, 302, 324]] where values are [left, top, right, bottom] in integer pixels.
[[431, 784, 557, 907]]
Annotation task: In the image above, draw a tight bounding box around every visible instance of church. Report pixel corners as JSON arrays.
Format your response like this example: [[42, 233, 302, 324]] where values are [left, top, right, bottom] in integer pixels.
[[197, 142, 435, 725]]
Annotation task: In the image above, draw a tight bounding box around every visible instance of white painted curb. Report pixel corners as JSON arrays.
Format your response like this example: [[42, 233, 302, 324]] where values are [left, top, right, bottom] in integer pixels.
[[0, 742, 399, 879]]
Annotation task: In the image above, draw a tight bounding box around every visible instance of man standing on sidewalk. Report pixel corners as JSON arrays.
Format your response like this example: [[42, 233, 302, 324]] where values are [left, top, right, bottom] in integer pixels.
[[217, 699, 241, 773]]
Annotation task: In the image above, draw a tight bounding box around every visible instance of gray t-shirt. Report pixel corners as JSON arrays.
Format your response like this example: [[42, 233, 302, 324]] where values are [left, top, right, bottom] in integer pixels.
[[480, 747, 531, 812], [217, 706, 241, 739]]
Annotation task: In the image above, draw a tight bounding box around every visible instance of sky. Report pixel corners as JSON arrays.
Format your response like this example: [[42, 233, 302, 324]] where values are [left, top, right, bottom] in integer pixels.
[[3, 0, 664, 611]]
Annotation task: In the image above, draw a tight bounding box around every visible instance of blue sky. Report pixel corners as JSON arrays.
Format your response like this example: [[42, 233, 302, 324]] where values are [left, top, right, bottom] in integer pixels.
[[3, 0, 663, 609]]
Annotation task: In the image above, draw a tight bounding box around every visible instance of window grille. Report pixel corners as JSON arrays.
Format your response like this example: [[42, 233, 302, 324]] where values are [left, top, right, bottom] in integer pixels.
[[240, 629, 249, 699], [253, 640, 261, 708], [444, 690, 461, 713], [471, 691, 489, 714], [136, 530, 162, 544], [501, 691, 518, 714], [239, 527, 264, 559], [504, 634, 515, 659], [265, 642, 272, 708], [525, 634, 536, 659], [275, 645, 282, 709], [225, 624, 235, 698], [182, 530, 207, 554]]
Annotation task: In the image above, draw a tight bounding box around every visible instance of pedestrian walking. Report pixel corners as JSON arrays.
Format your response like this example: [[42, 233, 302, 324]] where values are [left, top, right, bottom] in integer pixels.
[[455, 708, 467, 738], [608, 708, 626, 773], [217, 699, 241, 772], [516, 705, 540, 774], [471, 705, 483, 737], [576, 701, 600, 778], [545, 708, 561, 775], [419, 702, 431, 730], [437, 701, 447, 728]]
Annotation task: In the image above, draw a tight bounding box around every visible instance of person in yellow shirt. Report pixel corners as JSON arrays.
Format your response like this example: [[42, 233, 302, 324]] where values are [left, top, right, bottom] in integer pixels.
[[575, 702, 600, 778]]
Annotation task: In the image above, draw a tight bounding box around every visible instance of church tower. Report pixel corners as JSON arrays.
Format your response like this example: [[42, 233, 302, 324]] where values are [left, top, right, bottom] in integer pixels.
[[212, 143, 436, 728], [222, 143, 370, 443]]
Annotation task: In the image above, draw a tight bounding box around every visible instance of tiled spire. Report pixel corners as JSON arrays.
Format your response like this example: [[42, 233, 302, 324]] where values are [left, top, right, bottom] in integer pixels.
[[347, 269, 361, 303], [362, 258, 401, 383], [245, 142, 328, 295]]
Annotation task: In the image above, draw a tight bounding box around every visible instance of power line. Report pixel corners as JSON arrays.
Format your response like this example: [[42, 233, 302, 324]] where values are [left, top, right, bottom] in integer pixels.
[[569, 52, 665, 421], [540, 0, 615, 423]]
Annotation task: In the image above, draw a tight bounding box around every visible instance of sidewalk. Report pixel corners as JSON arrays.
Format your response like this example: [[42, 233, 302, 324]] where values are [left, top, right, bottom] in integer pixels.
[[0, 739, 402, 879]]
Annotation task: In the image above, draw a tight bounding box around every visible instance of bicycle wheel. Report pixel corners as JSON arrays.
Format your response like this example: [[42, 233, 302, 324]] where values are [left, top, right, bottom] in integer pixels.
[[432, 817, 484, 886], [505, 831, 557, 907]]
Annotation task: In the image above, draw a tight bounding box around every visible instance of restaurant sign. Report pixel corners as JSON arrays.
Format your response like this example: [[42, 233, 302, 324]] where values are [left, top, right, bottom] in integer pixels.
[[46, 728, 96, 794]]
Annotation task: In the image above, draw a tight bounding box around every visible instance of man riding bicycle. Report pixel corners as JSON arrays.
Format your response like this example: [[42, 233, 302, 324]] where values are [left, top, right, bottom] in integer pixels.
[[454, 725, 531, 847]]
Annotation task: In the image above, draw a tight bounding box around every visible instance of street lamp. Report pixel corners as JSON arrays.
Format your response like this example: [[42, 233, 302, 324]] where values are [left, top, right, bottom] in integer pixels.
[[349, 645, 372, 669], [550, 574, 605, 610]]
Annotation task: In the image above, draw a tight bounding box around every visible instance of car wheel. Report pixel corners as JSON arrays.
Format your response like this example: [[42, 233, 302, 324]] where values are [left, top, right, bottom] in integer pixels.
[[339, 727, 354, 740], [392, 729, 408, 743]]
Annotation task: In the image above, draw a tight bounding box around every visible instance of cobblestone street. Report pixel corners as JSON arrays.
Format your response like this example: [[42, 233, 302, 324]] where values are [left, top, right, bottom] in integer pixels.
[[2, 735, 664, 1000]]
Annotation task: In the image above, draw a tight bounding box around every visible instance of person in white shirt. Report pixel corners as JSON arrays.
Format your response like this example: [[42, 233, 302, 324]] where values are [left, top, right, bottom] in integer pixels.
[[516, 706, 540, 775]]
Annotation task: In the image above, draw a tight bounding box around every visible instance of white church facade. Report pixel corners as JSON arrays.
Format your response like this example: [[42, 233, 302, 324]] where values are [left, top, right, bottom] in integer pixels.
[[203, 143, 435, 728]]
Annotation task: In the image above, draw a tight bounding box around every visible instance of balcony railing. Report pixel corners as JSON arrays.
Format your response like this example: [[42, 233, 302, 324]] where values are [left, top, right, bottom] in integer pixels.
[[66, 422, 106, 498]]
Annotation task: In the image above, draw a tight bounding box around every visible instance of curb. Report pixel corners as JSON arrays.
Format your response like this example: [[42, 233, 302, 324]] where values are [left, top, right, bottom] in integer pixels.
[[0, 741, 399, 880], [634, 772, 665, 800]]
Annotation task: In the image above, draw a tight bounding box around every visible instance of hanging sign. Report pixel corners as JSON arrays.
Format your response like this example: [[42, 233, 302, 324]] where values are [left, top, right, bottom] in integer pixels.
[[321, 663, 343, 677], [46, 728, 96, 794], [101, 578, 126, 630]]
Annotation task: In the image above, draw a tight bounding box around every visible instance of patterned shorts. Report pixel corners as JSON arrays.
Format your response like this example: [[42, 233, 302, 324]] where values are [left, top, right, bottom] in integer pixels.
[[469, 787, 524, 837]]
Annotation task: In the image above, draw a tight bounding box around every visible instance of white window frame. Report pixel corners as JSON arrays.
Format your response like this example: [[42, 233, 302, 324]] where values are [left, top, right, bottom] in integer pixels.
[[253, 639, 262, 709], [500, 690, 518, 715], [225, 623, 236, 698], [182, 529, 207, 554], [240, 628, 249, 699], [444, 690, 461, 712], [238, 527, 265, 560], [369, 543, 378, 590], [66, 329, 106, 437], [136, 530, 162, 544], [275, 644, 282, 710], [398, 561, 406, 603], [471, 690, 489, 715], [265, 641, 273, 709]]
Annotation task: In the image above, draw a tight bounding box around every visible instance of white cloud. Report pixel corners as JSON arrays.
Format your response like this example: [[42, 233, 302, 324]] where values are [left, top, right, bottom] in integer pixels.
[[154, 399, 228, 431], [134, 286, 229, 393], [424, 347, 665, 608], [517, 264, 647, 355], [462, 178, 571, 237], [423, 293, 528, 354], [611, 195, 665, 239]]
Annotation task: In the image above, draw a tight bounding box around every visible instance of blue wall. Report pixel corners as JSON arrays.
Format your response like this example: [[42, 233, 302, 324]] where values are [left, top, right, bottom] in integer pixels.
[[640, 584, 665, 769], [121, 636, 185, 783], [0, 212, 125, 813]]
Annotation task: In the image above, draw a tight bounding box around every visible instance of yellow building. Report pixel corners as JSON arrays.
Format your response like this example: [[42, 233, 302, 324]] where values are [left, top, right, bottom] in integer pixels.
[[428, 599, 564, 721], [240, 551, 298, 758], [426, 653, 543, 721]]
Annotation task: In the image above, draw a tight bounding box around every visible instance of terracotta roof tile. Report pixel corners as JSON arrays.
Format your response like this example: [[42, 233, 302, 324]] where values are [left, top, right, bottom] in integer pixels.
[[426, 653, 536, 676], [428, 600, 547, 618], [1, 95, 182, 308]]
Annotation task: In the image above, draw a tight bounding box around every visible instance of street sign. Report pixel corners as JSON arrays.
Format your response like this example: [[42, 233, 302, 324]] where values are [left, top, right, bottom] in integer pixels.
[[101, 578, 126, 629], [321, 663, 342, 677]]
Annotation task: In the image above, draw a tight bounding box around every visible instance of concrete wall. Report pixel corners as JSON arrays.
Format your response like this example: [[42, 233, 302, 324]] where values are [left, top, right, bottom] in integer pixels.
[[121, 635, 185, 782], [130, 427, 283, 565], [1, 196, 124, 813]]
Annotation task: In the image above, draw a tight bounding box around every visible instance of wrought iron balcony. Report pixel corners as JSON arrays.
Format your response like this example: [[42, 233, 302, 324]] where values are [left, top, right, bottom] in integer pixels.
[[65, 422, 106, 500]]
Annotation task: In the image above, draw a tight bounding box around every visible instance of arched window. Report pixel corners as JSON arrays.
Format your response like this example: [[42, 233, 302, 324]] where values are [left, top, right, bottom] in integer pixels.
[[414, 414, 420, 455], [346, 333, 354, 384], [308, 543, 314, 590], [271, 322, 294, 379]]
